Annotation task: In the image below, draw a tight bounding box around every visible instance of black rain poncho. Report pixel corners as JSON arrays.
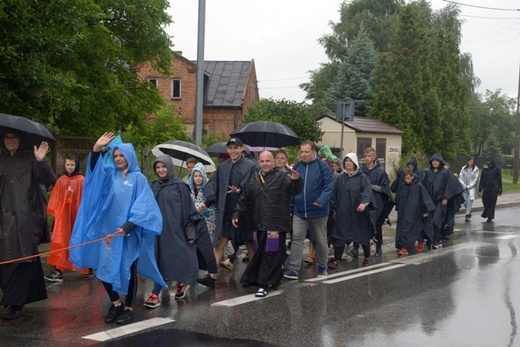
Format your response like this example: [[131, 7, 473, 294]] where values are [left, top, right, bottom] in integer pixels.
[[150, 155, 204, 286], [330, 156, 375, 247], [395, 178, 435, 251]]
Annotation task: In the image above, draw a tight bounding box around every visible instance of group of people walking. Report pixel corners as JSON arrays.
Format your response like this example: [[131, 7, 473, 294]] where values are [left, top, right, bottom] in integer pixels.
[[0, 128, 504, 325]]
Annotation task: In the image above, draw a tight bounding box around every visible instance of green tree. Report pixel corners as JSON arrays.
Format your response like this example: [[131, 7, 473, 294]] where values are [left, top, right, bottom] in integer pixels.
[[323, 30, 377, 116], [0, 0, 173, 137], [371, 1, 472, 161], [242, 99, 323, 144], [122, 104, 189, 147]]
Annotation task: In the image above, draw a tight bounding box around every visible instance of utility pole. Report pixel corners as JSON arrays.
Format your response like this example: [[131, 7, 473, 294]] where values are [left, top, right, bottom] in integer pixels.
[[514, 61, 520, 184], [194, 0, 206, 147]]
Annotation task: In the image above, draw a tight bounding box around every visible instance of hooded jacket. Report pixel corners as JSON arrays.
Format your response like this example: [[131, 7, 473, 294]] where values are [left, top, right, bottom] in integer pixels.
[[330, 153, 375, 245], [70, 143, 165, 294], [150, 155, 202, 285], [479, 156, 502, 194], [291, 155, 334, 218], [47, 156, 86, 272]]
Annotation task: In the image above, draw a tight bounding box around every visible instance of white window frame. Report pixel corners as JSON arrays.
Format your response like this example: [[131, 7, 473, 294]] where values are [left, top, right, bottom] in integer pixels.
[[148, 78, 158, 87], [171, 79, 181, 99]]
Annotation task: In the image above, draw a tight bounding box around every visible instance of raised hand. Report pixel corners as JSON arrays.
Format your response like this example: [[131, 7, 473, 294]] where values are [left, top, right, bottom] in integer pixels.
[[93, 132, 116, 152], [34, 141, 49, 161], [289, 169, 300, 180]]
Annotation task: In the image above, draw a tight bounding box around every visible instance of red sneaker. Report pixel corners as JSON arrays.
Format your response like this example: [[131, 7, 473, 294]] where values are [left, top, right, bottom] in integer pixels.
[[398, 247, 408, 256], [416, 242, 425, 253], [175, 283, 190, 299]]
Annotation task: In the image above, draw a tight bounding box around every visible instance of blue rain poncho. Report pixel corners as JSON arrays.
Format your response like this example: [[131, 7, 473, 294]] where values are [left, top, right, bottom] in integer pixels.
[[70, 143, 165, 294]]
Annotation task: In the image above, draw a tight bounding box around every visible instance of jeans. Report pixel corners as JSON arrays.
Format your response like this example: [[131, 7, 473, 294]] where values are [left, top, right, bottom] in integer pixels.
[[462, 190, 473, 216], [287, 215, 328, 274]]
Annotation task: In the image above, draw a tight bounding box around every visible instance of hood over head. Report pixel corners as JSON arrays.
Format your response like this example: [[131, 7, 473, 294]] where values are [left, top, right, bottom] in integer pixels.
[[153, 154, 174, 180], [188, 162, 208, 191], [343, 152, 360, 171], [65, 155, 82, 176], [111, 143, 140, 173], [407, 157, 418, 171], [429, 153, 445, 168], [318, 145, 337, 161]]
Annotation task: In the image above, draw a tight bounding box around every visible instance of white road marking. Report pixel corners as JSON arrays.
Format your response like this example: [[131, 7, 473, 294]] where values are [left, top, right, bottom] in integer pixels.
[[82, 317, 174, 342], [495, 235, 520, 240], [212, 290, 283, 307], [322, 264, 407, 284], [305, 262, 394, 282]]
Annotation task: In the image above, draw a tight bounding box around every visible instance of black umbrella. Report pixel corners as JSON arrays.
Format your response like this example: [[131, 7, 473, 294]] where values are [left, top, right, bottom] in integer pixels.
[[205, 142, 228, 156], [151, 140, 214, 166], [230, 121, 299, 148], [0, 113, 55, 147]]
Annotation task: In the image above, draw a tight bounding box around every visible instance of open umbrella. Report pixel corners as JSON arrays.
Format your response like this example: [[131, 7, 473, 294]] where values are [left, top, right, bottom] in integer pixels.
[[230, 121, 299, 148], [0, 113, 55, 147], [151, 140, 216, 173], [205, 142, 279, 157]]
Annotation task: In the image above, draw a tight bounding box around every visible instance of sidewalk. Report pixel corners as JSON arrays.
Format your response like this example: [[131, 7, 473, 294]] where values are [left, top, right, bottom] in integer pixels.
[[460, 190, 520, 214]]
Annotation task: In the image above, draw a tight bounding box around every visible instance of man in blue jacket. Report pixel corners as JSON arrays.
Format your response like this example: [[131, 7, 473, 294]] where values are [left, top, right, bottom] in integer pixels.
[[284, 141, 334, 279]]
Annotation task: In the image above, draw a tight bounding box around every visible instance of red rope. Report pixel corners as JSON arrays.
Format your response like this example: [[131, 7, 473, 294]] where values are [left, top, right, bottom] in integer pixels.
[[0, 231, 123, 266]]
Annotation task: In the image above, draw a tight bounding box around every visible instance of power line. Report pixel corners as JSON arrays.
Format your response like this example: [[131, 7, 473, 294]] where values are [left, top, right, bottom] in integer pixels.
[[461, 14, 520, 20], [258, 76, 308, 82], [442, 0, 520, 12]]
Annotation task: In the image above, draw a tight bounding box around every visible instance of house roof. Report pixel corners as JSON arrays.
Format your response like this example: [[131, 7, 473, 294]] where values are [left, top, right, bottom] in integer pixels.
[[318, 114, 404, 134], [200, 61, 252, 107]]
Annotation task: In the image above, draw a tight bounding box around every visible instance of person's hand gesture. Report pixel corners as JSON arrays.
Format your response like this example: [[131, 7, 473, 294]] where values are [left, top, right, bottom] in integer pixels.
[[289, 169, 300, 180], [93, 132, 116, 152], [34, 141, 49, 161], [227, 185, 241, 194]]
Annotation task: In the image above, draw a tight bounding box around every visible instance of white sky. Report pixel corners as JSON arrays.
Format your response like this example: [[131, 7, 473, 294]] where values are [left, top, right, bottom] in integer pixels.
[[166, 0, 520, 103]]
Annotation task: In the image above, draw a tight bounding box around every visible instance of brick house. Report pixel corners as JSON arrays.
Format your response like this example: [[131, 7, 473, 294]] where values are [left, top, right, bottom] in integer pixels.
[[135, 51, 260, 137]]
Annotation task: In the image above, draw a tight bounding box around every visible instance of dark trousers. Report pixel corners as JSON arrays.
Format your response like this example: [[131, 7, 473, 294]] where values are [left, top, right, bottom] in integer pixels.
[[481, 190, 498, 220], [102, 261, 137, 308]]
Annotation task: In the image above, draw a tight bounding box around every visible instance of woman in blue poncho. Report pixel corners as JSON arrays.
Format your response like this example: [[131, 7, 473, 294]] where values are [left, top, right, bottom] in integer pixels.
[[70, 132, 165, 325]]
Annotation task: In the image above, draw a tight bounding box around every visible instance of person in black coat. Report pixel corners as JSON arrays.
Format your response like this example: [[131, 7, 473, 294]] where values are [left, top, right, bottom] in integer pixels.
[[359, 147, 392, 257], [232, 151, 302, 297], [395, 169, 435, 255], [479, 156, 502, 222], [0, 132, 56, 320], [329, 153, 376, 267], [421, 153, 464, 249]]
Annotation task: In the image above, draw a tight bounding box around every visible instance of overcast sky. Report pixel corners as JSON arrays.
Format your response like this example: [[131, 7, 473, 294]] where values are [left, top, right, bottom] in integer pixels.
[[166, 0, 520, 103]]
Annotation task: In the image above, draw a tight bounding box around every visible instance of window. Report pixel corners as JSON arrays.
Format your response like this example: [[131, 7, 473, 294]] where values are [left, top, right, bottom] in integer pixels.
[[251, 84, 256, 101], [376, 138, 386, 165], [171, 79, 181, 99], [148, 78, 158, 87], [357, 137, 372, 157]]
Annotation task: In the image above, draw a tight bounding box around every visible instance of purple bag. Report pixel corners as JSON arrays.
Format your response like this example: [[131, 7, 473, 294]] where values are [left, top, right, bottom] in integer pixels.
[[266, 231, 279, 253]]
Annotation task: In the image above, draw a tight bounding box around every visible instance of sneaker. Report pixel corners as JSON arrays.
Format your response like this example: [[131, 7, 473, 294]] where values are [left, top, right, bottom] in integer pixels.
[[83, 268, 96, 279], [219, 259, 233, 271], [398, 247, 408, 256], [327, 259, 340, 269], [44, 270, 63, 282], [283, 268, 299, 280], [143, 292, 161, 309], [416, 241, 425, 253], [304, 255, 315, 264], [465, 214, 470, 222], [105, 304, 124, 323], [317, 264, 328, 277], [255, 287, 268, 298], [362, 257, 372, 266], [374, 247, 383, 257], [197, 275, 216, 288], [431, 242, 443, 250], [116, 309, 134, 325], [487, 218, 493, 223], [349, 248, 359, 259], [175, 283, 190, 299]]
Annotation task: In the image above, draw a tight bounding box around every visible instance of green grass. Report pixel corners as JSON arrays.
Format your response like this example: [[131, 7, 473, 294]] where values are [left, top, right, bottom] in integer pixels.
[[501, 173, 520, 193]]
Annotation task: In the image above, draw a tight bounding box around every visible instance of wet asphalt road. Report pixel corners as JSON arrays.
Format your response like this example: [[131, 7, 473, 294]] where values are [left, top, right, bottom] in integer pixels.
[[2, 207, 520, 347]]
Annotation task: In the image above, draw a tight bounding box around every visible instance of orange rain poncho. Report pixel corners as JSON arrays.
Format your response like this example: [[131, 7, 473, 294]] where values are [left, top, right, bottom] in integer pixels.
[[47, 172, 88, 274]]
